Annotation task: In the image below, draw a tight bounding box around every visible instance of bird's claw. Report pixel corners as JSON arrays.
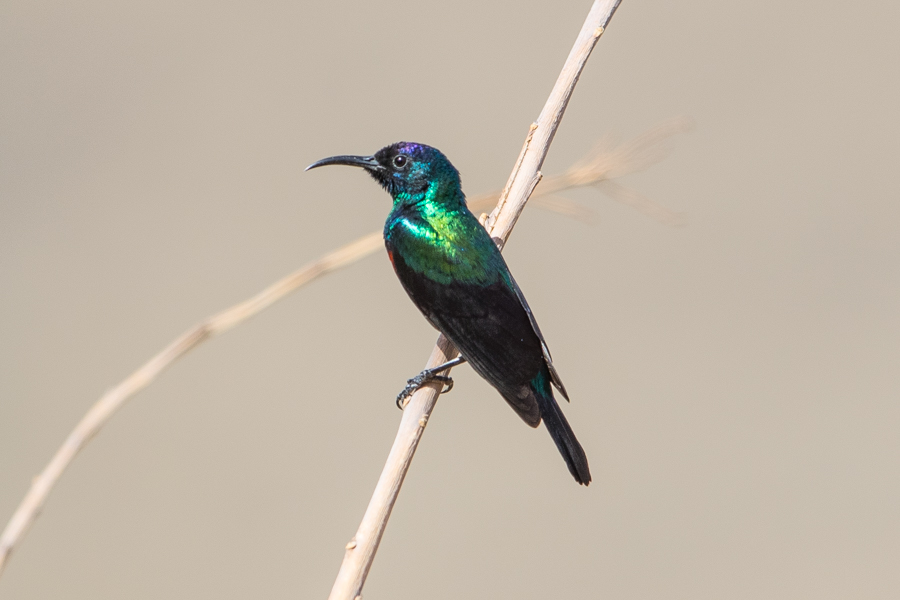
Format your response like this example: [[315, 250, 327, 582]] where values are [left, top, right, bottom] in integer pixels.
[[395, 370, 454, 409]]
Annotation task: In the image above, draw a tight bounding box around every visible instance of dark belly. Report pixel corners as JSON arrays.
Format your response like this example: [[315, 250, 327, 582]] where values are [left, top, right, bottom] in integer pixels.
[[387, 244, 543, 390]]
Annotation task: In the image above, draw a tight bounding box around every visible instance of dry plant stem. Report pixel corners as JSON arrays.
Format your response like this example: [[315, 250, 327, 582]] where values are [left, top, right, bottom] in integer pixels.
[[0, 123, 682, 579], [0, 233, 386, 574], [326, 2, 622, 599], [484, 0, 622, 237]]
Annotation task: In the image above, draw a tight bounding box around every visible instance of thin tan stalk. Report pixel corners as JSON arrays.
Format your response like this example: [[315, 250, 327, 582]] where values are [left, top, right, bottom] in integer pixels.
[[0, 230, 383, 575], [326, 2, 623, 599]]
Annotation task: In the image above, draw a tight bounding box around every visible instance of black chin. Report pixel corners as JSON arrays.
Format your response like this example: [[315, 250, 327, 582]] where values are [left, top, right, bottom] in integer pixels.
[[366, 169, 394, 194]]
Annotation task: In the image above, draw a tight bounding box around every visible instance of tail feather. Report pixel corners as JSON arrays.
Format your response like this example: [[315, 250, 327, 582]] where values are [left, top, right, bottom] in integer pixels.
[[533, 371, 591, 485]]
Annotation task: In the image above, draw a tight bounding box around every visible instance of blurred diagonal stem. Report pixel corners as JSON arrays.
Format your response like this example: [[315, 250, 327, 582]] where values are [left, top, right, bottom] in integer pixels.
[[326, 1, 624, 599], [0, 0, 689, 581]]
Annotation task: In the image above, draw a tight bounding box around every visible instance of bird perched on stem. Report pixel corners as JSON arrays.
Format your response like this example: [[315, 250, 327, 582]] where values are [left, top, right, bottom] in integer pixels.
[[307, 142, 591, 485]]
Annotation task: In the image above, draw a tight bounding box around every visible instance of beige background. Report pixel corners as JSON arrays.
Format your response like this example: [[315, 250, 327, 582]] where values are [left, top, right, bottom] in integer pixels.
[[2, 1, 899, 598]]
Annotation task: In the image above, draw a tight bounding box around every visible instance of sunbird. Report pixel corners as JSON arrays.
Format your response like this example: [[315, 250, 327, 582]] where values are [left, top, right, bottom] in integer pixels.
[[307, 142, 590, 485]]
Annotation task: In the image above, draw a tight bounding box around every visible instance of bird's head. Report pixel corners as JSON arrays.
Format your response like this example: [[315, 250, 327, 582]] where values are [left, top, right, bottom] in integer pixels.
[[306, 142, 462, 203]]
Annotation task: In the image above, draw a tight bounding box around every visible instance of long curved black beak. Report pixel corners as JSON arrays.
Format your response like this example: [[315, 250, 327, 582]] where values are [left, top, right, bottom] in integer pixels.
[[305, 154, 382, 172]]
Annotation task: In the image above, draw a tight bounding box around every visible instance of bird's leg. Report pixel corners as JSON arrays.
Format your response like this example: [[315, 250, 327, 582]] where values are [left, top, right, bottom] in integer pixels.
[[396, 356, 468, 409]]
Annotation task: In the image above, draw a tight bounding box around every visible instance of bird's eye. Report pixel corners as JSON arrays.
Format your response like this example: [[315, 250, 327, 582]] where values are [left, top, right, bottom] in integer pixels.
[[392, 155, 408, 169]]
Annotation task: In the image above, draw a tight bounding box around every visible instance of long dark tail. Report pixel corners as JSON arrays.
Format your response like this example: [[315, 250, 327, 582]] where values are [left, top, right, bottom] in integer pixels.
[[533, 370, 591, 485]]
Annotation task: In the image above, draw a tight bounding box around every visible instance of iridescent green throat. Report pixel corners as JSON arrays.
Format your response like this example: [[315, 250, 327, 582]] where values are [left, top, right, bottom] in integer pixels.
[[384, 183, 500, 286]]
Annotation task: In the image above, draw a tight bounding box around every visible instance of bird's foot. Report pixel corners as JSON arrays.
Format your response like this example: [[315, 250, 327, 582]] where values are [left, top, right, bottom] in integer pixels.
[[396, 369, 454, 409]]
